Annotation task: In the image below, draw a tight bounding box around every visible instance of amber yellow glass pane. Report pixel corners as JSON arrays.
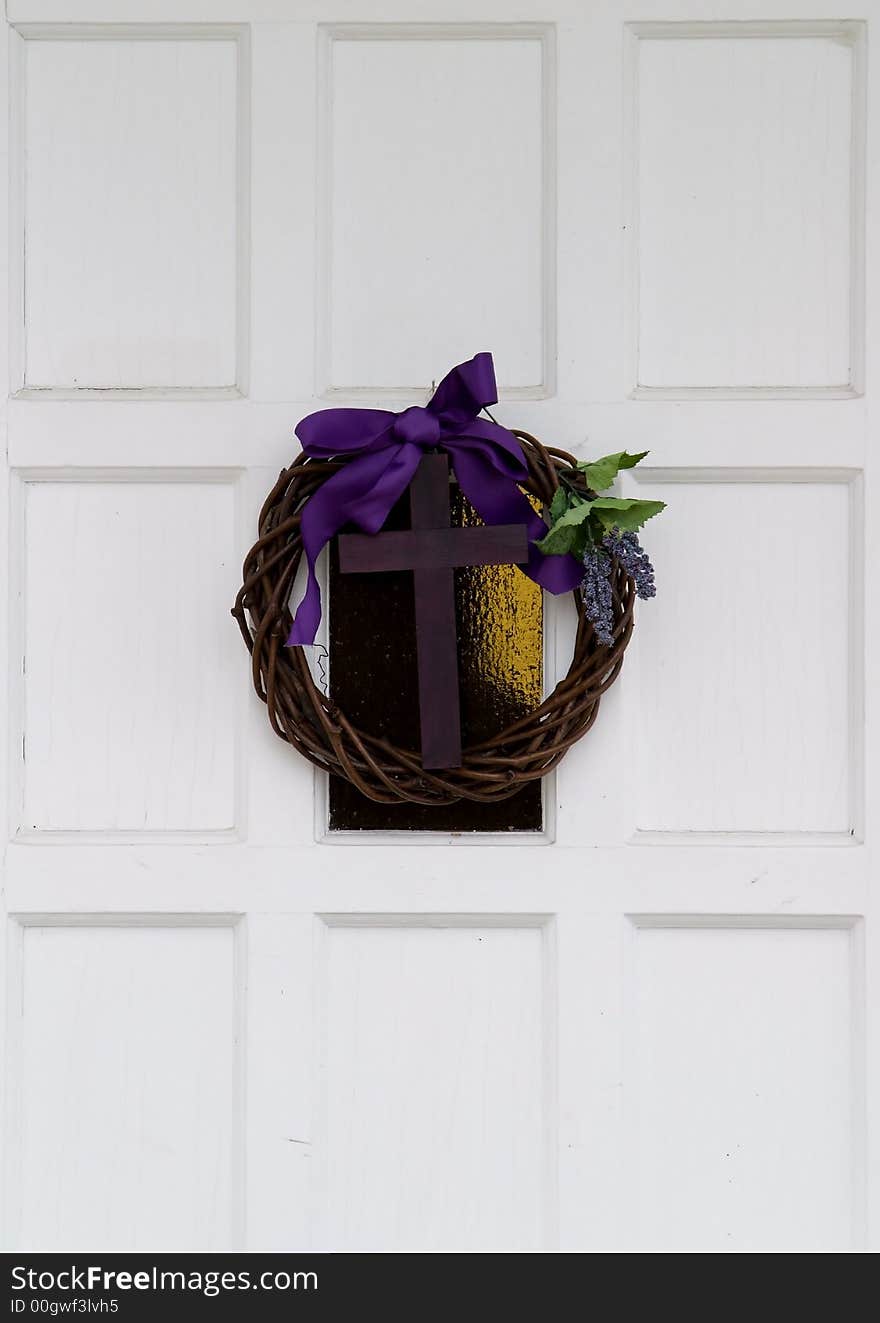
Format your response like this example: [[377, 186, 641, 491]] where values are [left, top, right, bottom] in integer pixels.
[[454, 489, 543, 734]]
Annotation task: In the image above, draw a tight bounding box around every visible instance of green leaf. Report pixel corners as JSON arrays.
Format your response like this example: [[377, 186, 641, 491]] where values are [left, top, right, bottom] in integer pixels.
[[576, 450, 649, 492], [535, 498, 593, 555], [548, 487, 569, 521], [535, 523, 577, 556], [588, 497, 666, 533], [569, 523, 592, 561]]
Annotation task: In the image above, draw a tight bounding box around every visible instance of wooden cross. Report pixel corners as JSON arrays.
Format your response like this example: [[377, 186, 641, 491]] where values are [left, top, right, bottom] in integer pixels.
[[338, 453, 528, 770]]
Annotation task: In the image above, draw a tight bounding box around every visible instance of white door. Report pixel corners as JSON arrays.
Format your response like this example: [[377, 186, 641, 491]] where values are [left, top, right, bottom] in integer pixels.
[[1, 0, 876, 1254]]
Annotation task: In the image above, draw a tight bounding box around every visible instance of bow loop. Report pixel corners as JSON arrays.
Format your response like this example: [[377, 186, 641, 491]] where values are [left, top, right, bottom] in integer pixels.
[[285, 353, 583, 646], [426, 351, 499, 419]]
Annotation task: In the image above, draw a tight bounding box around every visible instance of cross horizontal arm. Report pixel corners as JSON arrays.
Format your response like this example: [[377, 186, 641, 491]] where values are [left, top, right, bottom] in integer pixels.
[[338, 525, 529, 574]]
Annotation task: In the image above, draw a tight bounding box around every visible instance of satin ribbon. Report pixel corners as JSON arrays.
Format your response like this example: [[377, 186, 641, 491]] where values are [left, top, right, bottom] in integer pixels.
[[286, 352, 583, 645]]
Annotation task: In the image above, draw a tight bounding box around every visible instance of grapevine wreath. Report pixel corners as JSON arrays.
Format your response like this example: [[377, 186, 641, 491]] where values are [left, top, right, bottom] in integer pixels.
[[233, 354, 664, 807]]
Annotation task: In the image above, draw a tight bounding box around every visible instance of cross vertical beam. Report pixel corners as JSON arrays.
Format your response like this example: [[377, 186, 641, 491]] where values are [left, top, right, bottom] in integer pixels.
[[408, 453, 464, 769], [337, 453, 528, 770]]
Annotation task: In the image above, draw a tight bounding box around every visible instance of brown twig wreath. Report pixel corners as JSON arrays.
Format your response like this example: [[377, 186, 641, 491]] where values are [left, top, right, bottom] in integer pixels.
[[232, 429, 636, 807]]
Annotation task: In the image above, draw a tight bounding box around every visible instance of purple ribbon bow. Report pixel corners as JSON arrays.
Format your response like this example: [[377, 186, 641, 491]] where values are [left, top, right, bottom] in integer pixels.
[[286, 352, 584, 646]]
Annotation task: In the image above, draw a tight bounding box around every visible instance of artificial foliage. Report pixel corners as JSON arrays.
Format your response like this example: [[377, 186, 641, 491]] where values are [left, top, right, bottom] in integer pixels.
[[536, 449, 665, 646]]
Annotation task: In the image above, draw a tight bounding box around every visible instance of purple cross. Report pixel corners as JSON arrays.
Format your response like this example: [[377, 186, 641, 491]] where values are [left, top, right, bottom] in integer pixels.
[[338, 453, 529, 770]]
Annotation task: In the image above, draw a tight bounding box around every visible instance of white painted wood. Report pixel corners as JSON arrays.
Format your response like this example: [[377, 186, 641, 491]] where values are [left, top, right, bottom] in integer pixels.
[[242, 915, 315, 1250], [18, 477, 241, 835], [554, 913, 624, 1252], [633, 26, 859, 394], [0, 840, 869, 919], [628, 921, 858, 1251], [316, 919, 550, 1250], [631, 474, 855, 836], [322, 27, 549, 395], [7, 920, 240, 1250], [3, 397, 868, 472], [21, 32, 241, 391], [249, 24, 314, 401], [1, 0, 877, 1257]]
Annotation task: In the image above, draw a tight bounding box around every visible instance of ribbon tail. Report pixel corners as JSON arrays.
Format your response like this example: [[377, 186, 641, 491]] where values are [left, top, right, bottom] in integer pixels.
[[285, 532, 323, 647], [286, 480, 340, 646], [286, 446, 421, 645], [449, 449, 584, 596]]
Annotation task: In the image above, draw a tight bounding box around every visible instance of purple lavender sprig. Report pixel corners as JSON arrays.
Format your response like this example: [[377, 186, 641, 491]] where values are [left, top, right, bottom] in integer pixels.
[[580, 546, 614, 646], [602, 527, 656, 599]]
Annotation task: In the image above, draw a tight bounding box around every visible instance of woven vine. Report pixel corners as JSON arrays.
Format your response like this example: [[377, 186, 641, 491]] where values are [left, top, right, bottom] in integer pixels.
[[232, 430, 635, 806]]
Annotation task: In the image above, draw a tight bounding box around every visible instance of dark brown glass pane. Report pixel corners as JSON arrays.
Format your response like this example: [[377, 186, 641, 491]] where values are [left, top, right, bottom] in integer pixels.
[[328, 485, 543, 832]]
